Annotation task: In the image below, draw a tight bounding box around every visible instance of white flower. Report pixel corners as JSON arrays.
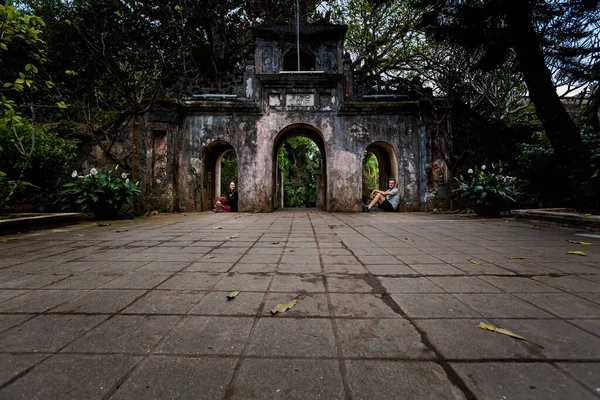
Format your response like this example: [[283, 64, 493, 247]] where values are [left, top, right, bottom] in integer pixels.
[[481, 165, 486, 170], [135, 181, 139, 186], [468, 168, 474, 174], [115, 165, 119, 171], [90, 168, 98, 176], [121, 173, 127, 179], [71, 170, 78, 178], [126, 178, 130, 184]]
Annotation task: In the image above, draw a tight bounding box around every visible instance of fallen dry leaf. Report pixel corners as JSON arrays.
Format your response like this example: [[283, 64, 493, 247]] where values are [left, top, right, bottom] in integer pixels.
[[116, 229, 128, 233], [271, 299, 297, 315], [567, 251, 587, 256], [478, 322, 525, 340], [404, 238, 414, 242], [477, 322, 544, 348], [226, 291, 239, 300], [508, 256, 525, 260], [272, 242, 280, 244], [467, 258, 480, 265], [567, 240, 593, 245], [206, 255, 215, 259], [212, 227, 223, 230], [226, 234, 239, 239]]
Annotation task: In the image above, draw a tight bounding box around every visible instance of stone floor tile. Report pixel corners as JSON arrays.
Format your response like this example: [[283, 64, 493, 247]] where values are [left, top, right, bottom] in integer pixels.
[[396, 255, 445, 264], [0, 314, 34, 333], [454, 293, 554, 318], [189, 291, 264, 316], [326, 276, 374, 293], [211, 273, 273, 292], [478, 276, 560, 293], [379, 277, 444, 293], [155, 316, 253, 355], [280, 254, 320, 265], [414, 319, 536, 360], [555, 363, 600, 393], [122, 290, 205, 314], [406, 263, 463, 275], [231, 359, 344, 399], [451, 362, 597, 400], [450, 263, 516, 275], [0, 289, 29, 303], [133, 261, 191, 272], [427, 276, 503, 293], [568, 319, 600, 336], [494, 319, 600, 360], [228, 263, 277, 273], [156, 272, 220, 290], [270, 274, 326, 292], [47, 273, 120, 289], [336, 319, 434, 359], [63, 315, 181, 354], [238, 254, 280, 264], [323, 263, 368, 274], [514, 293, 600, 318], [246, 318, 336, 357], [0, 314, 107, 352], [355, 255, 400, 265], [0, 289, 86, 313], [183, 262, 234, 273], [0, 354, 47, 386], [0, 354, 141, 400], [52, 290, 145, 313], [346, 361, 466, 400], [321, 255, 360, 265], [533, 275, 600, 293], [391, 294, 480, 318], [0, 274, 71, 289], [330, 293, 402, 318], [111, 356, 236, 400]]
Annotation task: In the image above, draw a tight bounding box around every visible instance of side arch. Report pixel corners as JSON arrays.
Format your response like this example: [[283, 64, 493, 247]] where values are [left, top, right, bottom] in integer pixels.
[[201, 140, 237, 211], [363, 141, 400, 203]]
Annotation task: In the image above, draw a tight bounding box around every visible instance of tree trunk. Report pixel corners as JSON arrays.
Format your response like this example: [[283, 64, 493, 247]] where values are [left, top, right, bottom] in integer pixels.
[[505, 2, 591, 191]]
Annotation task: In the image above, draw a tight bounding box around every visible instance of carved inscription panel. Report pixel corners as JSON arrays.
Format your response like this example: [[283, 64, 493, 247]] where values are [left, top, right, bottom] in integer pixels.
[[286, 93, 315, 107]]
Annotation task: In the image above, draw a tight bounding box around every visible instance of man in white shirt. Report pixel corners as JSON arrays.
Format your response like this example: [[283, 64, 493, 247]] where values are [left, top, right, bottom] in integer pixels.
[[362, 178, 400, 212]]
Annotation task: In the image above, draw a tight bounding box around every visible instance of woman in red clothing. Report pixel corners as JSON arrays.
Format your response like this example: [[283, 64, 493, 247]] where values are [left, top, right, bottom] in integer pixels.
[[214, 182, 238, 212]]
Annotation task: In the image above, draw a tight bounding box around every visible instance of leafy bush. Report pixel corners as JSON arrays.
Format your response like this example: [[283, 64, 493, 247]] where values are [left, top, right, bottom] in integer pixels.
[[453, 163, 520, 205], [59, 166, 141, 219], [0, 122, 79, 204]]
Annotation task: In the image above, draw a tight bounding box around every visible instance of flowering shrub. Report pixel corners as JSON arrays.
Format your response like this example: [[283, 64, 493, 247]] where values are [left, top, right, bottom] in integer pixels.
[[59, 165, 140, 219], [453, 164, 521, 205]]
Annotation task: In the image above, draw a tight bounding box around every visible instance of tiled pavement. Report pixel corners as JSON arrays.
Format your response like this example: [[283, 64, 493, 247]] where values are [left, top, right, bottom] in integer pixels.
[[0, 210, 599, 399]]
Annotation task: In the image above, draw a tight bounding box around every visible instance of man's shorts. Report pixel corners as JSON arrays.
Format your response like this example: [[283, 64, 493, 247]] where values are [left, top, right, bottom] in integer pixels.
[[378, 199, 396, 212]]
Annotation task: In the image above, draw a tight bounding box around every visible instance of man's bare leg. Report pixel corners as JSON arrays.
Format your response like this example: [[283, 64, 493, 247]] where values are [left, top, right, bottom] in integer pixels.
[[367, 193, 385, 210]]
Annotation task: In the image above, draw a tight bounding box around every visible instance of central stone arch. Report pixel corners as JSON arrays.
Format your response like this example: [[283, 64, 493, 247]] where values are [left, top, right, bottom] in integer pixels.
[[273, 124, 327, 210]]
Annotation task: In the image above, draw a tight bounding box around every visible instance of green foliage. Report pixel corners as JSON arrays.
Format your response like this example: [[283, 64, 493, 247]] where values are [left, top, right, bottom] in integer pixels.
[[278, 137, 321, 208], [453, 163, 521, 205], [59, 166, 141, 219], [220, 151, 238, 195], [362, 151, 379, 203], [0, 121, 77, 201]]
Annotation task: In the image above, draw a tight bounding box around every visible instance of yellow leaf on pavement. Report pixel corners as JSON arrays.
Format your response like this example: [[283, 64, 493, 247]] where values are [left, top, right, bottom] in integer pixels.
[[271, 299, 297, 315], [467, 258, 480, 265], [567, 251, 587, 256], [477, 322, 525, 340], [226, 234, 238, 239], [404, 238, 414, 242], [226, 291, 239, 300], [508, 256, 524, 260], [206, 255, 215, 259], [567, 240, 593, 245]]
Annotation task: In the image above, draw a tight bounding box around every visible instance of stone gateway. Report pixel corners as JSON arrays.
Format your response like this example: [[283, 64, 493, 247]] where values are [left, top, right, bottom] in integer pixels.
[[139, 19, 437, 212]]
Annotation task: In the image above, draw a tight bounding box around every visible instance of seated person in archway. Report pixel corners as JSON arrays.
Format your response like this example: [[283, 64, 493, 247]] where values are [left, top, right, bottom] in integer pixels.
[[362, 178, 400, 212], [214, 182, 238, 212]]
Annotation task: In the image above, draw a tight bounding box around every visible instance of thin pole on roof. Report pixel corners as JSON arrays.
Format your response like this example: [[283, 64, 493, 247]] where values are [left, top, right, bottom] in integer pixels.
[[296, 0, 300, 71]]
